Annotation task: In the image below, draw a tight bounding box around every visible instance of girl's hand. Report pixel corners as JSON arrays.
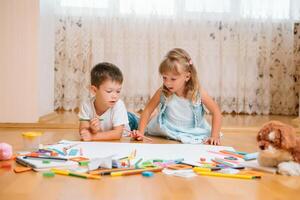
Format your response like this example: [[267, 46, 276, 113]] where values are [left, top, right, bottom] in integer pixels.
[[90, 117, 101, 133], [205, 137, 220, 145], [80, 129, 92, 141], [130, 130, 144, 141]]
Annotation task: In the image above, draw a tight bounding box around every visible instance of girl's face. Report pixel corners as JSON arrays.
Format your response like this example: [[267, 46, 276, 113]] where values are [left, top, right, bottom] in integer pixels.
[[162, 68, 190, 96], [91, 79, 122, 109]]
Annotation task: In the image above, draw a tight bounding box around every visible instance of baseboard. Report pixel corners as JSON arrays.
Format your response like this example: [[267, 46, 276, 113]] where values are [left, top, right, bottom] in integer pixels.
[[0, 123, 77, 129], [38, 112, 59, 122]]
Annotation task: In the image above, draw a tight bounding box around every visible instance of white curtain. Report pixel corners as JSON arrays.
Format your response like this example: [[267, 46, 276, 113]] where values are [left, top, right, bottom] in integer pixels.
[[54, 0, 300, 115]]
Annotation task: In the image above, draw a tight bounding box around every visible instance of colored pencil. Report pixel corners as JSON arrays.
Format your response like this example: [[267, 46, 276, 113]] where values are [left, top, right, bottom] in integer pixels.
[[89, 167, 136, 175], [110, 167, 163, 177], [52, 168, 100, 180], [196, 171, 261, 180], [124, 129, 153, 142]]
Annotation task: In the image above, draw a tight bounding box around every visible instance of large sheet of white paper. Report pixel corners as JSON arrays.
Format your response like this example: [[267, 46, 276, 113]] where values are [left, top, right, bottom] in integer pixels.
[[49, 140, 236, 165]]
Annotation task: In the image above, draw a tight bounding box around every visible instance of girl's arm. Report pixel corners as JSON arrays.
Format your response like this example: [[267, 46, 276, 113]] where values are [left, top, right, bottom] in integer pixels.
[[132, 88, 162, 140], [90, 125, 124, 141], [200, 88, 222, 145]]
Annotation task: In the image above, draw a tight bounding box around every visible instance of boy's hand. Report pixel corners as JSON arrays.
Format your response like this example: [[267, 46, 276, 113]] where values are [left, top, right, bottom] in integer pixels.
[[205, 137, 220, 145], [90, 117, 101, 133], [80, 129, 92, 141], [130, 130, 144, 141]]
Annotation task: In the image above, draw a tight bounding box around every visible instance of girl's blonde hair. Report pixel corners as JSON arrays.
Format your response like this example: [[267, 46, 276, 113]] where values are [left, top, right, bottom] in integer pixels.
[[159, 48, 200, 102]]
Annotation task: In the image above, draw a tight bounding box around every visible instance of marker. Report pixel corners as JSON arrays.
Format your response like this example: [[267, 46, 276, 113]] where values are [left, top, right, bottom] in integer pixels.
[[24, 156, 68, 161], [227, 150, 248, 155], [196, 171, 261, 180], [124, 129, 153, 142], [111, 168, 163, 177], [51, 168, 100, 180]]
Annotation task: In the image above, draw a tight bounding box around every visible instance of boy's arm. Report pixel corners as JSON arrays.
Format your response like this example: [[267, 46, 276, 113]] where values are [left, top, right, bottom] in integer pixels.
[[90, 125, 124, 141], [79, 121, 92, 141], [200, 88, 222, 144], [138, 88, 162, 135]]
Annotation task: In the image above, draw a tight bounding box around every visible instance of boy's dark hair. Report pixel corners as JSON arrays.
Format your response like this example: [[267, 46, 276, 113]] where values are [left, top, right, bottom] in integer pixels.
[[91, 62, 123, 87]]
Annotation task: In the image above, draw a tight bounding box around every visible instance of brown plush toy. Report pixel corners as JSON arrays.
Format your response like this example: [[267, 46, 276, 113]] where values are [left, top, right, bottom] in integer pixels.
[[257, 120, 300, 176]]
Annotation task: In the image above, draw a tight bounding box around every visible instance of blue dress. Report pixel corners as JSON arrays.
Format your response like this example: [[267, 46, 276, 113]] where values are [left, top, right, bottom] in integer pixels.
[[146, 93, 212, 144]]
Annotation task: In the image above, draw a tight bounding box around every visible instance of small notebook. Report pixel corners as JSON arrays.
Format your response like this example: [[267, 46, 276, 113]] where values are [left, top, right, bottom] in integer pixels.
[[16, 156, 78, 171]]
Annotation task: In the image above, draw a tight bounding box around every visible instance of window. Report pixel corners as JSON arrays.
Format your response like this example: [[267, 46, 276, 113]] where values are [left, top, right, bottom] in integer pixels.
[[59, 0, 293, 19]]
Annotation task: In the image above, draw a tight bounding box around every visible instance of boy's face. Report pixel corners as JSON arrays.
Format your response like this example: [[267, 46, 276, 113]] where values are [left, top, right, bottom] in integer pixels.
[[91, 79, 122, 108]]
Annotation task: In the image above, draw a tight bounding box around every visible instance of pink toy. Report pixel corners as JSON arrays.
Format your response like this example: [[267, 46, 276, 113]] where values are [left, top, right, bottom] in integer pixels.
[[0, 143, 13, 160]]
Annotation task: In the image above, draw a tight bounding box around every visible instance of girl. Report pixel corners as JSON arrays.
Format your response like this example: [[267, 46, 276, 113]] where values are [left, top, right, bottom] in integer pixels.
[[131, 48, 222, 145]]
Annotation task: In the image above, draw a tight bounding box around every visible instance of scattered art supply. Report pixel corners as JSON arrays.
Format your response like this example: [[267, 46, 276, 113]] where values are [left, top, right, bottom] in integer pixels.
[[68, 149, 79, 156], [43, 160, 51, 164], [0, 142, 13, 160], [167, 164, 193, 170], [79, 161, 89, 166], [88, 155, 113, 171], [193, 167, 221, 172], [142, 171, 154, 177], [89, 167, 135, 175], [47, 148, 65, 156], [80, 148, 83, 156], [16, 156, 78, 170], [124, 129, 153, 142], [24, 156, 68, 161], [14, 166, 32, 173], [22, 132, 42, 151], [0, 163, 12, 169], [43, 171, 55, 177], [213, 158, 242, 168], [196, 171, 261, 180], [111, 167, 163, 177], [243, 152, 259, 161], [63, 143, 79, 155], [224, 156, 238, 160], [134, 158, 143, 168], [220, 150, 245, 159], [51, 168, 100, 180], [163, 168, 197, 178], [229, 151, 248, 155], [79, 117, 103, 122], [69, 157, 89, 162]]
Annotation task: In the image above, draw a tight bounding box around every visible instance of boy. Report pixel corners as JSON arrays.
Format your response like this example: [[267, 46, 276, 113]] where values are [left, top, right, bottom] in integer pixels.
[[79, 62, 129, 141]]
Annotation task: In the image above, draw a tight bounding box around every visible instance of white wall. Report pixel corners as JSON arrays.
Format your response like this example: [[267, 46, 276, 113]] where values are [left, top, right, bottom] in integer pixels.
[[0, 0, 54, 123], [38, 0, 55, 118]]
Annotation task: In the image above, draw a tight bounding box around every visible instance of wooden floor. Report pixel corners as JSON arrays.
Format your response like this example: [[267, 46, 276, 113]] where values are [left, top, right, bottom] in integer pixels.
[[0, 112, 300, 200]]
